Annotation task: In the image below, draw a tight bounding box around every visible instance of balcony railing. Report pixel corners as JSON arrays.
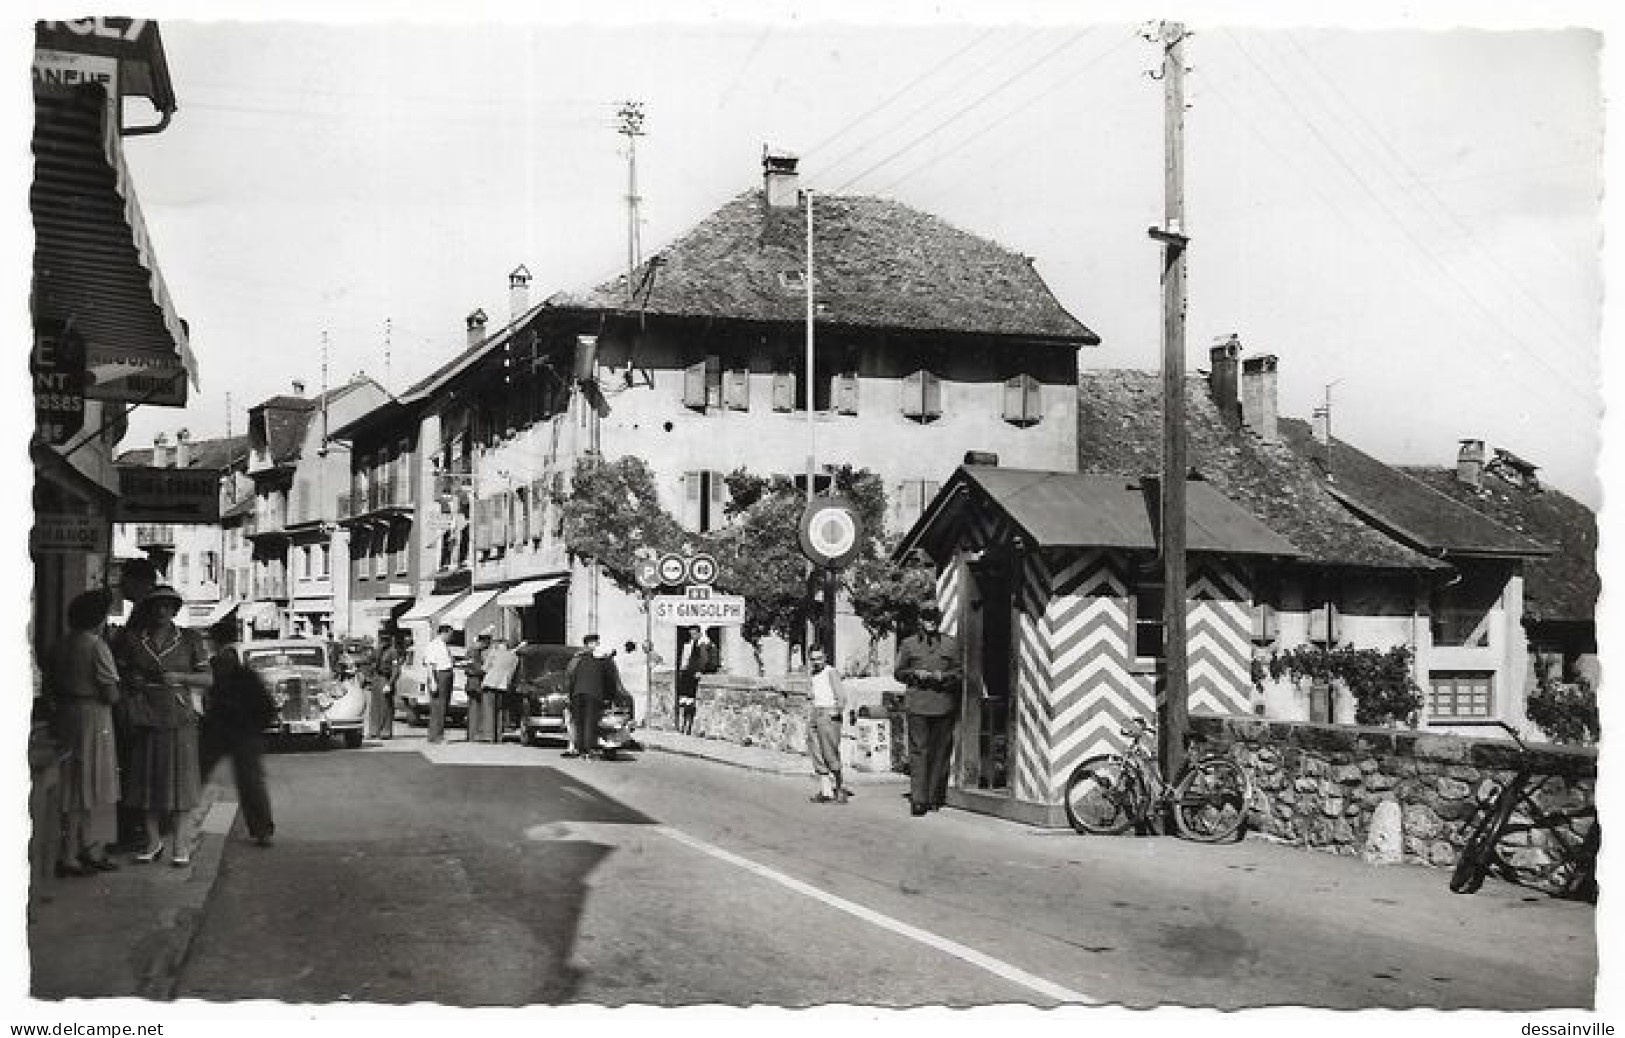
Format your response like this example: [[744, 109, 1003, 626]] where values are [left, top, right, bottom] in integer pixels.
[[344, 479, 413, 518]]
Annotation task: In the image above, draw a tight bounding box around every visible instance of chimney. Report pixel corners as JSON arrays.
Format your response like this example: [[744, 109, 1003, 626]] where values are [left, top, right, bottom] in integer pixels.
[[1312, 408, 1330, 445], [1207, 334, 1241, 425], [1240, 354, 1279, 444], [509, 265, 532, 322], [466, 308, 488, 347], [174, 428, 192, 469], [762, 148, 801, 209], [1457, 439, 1486, 489], [291, 379, 306, 396], [152, 432, 170, 469]]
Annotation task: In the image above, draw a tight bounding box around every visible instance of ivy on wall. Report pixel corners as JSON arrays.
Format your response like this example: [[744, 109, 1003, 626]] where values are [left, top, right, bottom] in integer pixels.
[[1260, 644, 1422, 727]]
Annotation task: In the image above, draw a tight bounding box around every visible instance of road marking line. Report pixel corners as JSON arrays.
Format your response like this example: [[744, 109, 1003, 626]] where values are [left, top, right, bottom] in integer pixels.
[[654, 825, 1097, 1004]]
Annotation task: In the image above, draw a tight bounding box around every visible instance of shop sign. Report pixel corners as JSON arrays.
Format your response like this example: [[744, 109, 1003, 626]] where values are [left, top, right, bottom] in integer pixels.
[[32, 325, 86, 446], [32, 48, 118, 96], [652, 587, 746, 627], [116, 466, 221, 523], [84, 346, 188, 407], [32, 513, 108, 555]]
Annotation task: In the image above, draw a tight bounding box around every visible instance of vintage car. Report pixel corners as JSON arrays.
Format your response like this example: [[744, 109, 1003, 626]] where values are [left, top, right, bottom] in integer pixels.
[[516, 644, 636, 754], [393, 643, 469, 728], [238, 638, 368, 748]]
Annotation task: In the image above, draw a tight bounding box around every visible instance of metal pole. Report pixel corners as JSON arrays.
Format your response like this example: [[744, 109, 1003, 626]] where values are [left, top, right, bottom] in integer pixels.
[[1155, 21, 1190, 782], [805, 189, 816, 502]]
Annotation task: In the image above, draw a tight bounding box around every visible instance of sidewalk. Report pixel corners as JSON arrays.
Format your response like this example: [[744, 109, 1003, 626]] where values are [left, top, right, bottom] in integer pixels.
[[635, 726, 908, 784], [27, 781, 240, 1001]]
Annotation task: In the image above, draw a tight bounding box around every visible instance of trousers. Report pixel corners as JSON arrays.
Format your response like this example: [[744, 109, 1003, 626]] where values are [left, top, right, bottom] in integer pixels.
[[200, 724, 274, 841], [907, 712, 956, 808], [427, 669, 453, 743], [571, 695, 602, 755]]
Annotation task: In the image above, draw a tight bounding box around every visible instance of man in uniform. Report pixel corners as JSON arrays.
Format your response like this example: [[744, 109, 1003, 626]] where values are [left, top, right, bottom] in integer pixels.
[[893, 604, 962, 816]]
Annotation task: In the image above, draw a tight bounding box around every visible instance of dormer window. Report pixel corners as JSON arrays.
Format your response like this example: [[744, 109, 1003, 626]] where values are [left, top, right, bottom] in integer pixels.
[[778, 270, 809, 292]]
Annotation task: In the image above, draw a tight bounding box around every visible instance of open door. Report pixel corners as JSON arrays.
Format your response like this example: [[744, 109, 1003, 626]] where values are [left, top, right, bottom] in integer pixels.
[[958, 554, 1013, 793]]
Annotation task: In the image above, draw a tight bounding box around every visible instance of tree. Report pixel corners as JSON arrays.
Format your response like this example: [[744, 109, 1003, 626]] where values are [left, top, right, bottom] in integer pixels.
[[555, 455, 686, 593]]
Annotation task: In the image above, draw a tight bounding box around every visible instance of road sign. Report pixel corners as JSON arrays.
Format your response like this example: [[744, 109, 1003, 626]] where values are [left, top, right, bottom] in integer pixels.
[[799, 496, 864, 568], [657, 553, 688, 586], [115, 466, 221, 523], [634, 557, 662, 590], [652, 593, 746, 627], [687, 553, 718, 585]]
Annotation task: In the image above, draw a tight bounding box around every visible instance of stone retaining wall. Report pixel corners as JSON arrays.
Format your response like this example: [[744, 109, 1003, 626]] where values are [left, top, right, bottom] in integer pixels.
[[1189, 716, 1597, 877]]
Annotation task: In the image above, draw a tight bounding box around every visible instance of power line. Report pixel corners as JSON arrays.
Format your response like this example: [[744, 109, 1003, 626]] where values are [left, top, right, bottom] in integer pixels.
[[1273, 31, 1597, 354], [1220, 30, 1598, 410], [867, 29, 1139, 198], [832, 28, 1097, 194]]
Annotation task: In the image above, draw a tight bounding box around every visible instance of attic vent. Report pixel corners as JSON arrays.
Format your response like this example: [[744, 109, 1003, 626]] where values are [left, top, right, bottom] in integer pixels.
[[778, 270, 808, 292]]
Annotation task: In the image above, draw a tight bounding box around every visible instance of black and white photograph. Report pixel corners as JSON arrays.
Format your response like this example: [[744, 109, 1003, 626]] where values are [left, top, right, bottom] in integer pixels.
[[9, 0, 1617, 1028]]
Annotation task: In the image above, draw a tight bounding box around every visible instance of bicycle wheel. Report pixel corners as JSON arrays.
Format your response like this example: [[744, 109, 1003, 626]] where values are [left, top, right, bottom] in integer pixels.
[[1171, 757, 1249, 843], [1064, 755, 1143, 835], [1450, 797, 1505, 894]]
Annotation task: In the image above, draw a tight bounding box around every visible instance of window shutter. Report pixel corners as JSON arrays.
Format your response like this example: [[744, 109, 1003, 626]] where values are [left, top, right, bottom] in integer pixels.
[[726, 369, 750, 411], [1252, 602, 1278, 643], [1023, 375, 1043, 422], [683, 360, 708, 409], [517, 487, 530, 542], [834, 373, 859, 415], [1002, 376, 1025, 422], [497, 492, 510, 546], [922, 371, 942, 418], [772, 372, 797, 412], [901, 371, 924, 417], [710, 469, 728, 527], [682, 471, 703, 531]]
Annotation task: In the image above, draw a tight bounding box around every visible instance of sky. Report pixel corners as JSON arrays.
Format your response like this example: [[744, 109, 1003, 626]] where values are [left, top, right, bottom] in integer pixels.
[[34, 3, 1602, 505]]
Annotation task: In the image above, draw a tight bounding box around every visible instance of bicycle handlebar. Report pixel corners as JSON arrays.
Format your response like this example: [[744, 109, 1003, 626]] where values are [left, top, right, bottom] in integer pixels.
[[1119, 717, 1155, 738]]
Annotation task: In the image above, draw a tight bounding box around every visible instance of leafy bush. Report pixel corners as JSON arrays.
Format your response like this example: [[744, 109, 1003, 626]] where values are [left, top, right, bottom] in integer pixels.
[[1265, 644, 1422, 726], [1526, 673, 1599, 745]]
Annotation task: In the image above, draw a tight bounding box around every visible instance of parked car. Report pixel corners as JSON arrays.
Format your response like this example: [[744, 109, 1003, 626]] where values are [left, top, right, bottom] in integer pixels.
[[237, 638, 368, 748], [393, 644, 469, 728], [515, 644, 637, 754]]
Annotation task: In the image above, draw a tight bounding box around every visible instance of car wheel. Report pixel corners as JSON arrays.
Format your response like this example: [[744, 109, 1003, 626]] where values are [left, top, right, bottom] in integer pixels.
[[343, 730, 364, 749]]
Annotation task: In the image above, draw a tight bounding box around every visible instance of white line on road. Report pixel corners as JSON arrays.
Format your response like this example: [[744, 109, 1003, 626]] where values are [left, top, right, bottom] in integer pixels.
[[654, 825, 1097, 1005]]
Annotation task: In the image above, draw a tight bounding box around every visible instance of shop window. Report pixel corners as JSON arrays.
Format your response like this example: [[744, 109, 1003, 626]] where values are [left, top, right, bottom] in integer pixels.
[[1002, 374, 1043, 426], [1428, 671, 1495, 721], [683, 356, 723, 411], [901, 370, 943, 423]]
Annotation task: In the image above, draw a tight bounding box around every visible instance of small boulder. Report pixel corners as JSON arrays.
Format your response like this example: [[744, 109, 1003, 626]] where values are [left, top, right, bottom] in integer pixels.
[[1363, 800, 1404, 865]]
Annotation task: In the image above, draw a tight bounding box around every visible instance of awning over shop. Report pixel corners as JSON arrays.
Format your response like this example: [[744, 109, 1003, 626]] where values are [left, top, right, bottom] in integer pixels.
[[32, 82, 196, 406], [441, 588, 499, 631], [399, 592, 465, 626], [496, 575, 567, 607], [181, 598, 239, 629]]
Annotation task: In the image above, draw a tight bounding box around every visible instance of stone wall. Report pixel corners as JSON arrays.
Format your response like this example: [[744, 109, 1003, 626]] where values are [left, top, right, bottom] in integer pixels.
[[1189, 716, 1597, 880]]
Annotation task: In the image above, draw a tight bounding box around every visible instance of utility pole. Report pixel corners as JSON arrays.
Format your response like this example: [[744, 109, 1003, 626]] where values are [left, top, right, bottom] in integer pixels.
[[1146, 20, 1191, 782], [805, 189, 817, 505], [617, 101, 646, 304]]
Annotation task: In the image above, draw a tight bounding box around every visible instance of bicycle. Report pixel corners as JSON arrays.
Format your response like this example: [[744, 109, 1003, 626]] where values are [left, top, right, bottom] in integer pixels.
[[1063, 717, 1252, 842], [1449, 721, 1599, 902]]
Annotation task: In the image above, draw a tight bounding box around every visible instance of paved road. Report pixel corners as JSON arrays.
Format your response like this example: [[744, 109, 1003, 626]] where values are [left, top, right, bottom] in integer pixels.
[[175, 731, 1597, 1008]]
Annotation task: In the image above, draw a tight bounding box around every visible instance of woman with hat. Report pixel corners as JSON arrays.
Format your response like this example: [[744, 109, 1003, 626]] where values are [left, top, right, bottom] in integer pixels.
[[113, 584, 209, 866], [43, 590, 123, 875]]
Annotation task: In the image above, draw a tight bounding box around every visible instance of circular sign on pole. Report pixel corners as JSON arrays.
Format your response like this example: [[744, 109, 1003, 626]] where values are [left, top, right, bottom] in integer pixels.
[[634, 558, 662, 591], [799, 496, 864, 569], [657, 553, 689, 587], [688, 553, 718, 585]]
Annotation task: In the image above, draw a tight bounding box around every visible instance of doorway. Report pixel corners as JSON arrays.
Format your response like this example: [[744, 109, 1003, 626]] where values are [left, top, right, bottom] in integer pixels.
[[959, 554, 1013, 793]]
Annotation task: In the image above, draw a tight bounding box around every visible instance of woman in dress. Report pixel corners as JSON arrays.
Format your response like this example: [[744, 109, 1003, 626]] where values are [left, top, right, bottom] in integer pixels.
[[45, 590, 123, 876], [114, 585, 209, 867]]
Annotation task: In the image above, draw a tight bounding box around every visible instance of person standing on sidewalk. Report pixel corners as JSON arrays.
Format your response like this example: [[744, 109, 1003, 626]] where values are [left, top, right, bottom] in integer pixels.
[[45, 591, 122, 875], [481, 636, 520, 742], [107, 557, 159, 853], [464, 629, 491, 743], [894, 604, 961, 817], [804, 647, 850, 804], [201, 620, 277, 847], [114, 586, 208, 866], [368, 634, 400, 741], [676, 626, 717, 736], [424, 624, 455, 745]]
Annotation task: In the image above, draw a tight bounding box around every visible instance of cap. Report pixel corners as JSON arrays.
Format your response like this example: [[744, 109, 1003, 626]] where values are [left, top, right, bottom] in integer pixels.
[[142, 584, 184, 610]]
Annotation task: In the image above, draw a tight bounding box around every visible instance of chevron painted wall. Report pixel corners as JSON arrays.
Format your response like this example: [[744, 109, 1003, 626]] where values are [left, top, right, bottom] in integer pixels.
[[1187, 558, 1255, 717]]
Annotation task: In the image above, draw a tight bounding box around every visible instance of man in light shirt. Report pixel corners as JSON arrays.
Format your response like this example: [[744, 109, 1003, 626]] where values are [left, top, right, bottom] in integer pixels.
[[424, 623, 455, 745], [805, 647, 849, 804]]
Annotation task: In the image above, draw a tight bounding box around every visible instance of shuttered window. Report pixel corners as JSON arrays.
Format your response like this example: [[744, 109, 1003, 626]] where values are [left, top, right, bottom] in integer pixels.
[[832, 372, 859, 415], [725, 368, 751, 411], [1308, 601, 1342, 645], [683, 356, 724, 411], [901, 370, 943, 422], [681, 471, 729, 533], [1002, 374, 1043, 426], [772, 372, 797, 412]]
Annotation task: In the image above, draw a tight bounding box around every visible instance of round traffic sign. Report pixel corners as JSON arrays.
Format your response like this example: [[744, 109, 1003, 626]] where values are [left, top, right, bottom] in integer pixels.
[[657, 553, 689, 586], [799, 496, 864, 568], [634, 558, 662, 590], [688, 553, 718, 585]]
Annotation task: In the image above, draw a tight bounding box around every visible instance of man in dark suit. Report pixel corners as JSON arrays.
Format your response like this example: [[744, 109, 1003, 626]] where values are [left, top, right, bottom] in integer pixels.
[[565, 633, 624, 759], [676, 626, 717, 735], [894, 604, 962, 816]]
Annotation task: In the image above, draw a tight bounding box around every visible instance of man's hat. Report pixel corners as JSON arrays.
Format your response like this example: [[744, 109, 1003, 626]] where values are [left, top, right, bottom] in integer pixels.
[[142, 585, 184, 611]]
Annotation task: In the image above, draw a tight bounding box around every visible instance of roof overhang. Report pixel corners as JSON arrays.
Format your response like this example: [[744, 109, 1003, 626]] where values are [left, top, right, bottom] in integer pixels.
[[32, 82, 196, 407], [1325, 486, 1555, 561]]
